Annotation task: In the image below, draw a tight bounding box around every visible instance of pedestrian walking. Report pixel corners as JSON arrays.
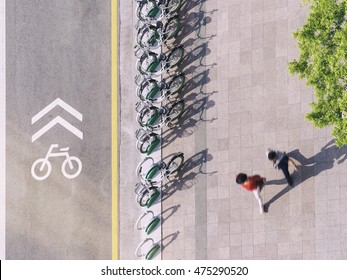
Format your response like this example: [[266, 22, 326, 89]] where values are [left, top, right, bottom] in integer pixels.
[[266, 148, 298, 186], [235, 173, 266, 214]]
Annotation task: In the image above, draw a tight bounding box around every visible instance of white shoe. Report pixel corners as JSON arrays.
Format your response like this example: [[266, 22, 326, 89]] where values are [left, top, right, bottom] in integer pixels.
[[260, 206, 264, 214]]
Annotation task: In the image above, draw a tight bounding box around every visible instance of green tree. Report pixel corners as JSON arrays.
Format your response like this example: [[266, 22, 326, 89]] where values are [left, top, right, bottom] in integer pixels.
[[288, 0, 347, 146]]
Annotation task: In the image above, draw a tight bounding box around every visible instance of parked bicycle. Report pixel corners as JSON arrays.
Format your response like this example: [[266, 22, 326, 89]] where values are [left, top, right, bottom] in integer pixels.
[[135, 238, 161, 260], [136, 16, 180, 50], [135, 210, 161, 235], [135, 73, 185, 103], [135, 100, 185, 131], [135, 128, 160, 155], [135, 45, 184, 76], [135, 0, 182, 23], [135, 181, 160, 208], [135, 152, 184, 184]]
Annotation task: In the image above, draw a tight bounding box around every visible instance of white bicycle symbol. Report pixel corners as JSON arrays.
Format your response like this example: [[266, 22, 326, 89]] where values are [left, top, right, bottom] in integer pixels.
[[31, 144, 82, 180]]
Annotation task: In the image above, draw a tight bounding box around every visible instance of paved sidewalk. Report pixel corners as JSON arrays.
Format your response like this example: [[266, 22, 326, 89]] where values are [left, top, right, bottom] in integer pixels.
[[160, 0, 347, 260], [118, 0, 347, 260]]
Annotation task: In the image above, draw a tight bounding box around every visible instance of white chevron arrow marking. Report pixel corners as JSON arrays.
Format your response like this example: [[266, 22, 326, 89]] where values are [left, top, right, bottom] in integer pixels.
[[32, 116, 83, 142], [31, 98, 83, 124]]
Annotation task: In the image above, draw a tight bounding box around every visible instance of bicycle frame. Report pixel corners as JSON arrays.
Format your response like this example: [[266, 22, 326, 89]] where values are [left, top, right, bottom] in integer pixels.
[[135, 73, 185, 103], [136, 17, 179, 50], [136, 156, 167, 183], [135, 128, 160, 155], [136, 102, 169, 131], [136, 0, 177, 24], [41, 144, 72, 167], [136, 78, 165, 102], [136, 99, 184, 131], [135, 45, 184, 76]]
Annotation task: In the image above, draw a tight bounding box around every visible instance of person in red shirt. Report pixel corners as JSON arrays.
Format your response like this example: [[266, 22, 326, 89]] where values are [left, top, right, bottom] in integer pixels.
[[236, 173, 266, 214]]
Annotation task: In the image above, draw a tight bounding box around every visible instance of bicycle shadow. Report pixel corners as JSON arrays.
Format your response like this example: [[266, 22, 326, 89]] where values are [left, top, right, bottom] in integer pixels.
[[162, 149, 216, 201], [179, 0, 211, 16], [173, 1, 217, 92], [264, 140, 347, 212], [182, 42, 215, 70], [161, 205, 181, 225], [161, 231, 180, 253], [175, 0, 217, 44], [180, 69, 212, 95], [175, 12, 216, 46], [162, 93, 217, 148]]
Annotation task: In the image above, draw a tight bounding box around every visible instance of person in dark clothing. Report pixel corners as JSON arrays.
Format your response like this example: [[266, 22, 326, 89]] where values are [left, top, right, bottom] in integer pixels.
[[266, 148, 298, 186]]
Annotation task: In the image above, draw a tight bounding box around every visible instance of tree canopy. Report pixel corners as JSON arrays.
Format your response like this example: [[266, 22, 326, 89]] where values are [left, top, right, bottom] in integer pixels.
[[288, 0, 347, 146]]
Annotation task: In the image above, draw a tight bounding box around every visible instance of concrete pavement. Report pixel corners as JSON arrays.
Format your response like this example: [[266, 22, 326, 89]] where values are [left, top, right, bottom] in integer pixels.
[[157, 0, 347, 259], [3, 0, 347, 260], [6, 0, 112, 259]]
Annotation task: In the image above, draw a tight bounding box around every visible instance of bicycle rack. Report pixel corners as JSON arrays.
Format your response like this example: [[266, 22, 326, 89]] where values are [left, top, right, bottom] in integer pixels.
[[135, 182, 160, 208], [135, 210, 161, 235], [135, 128, 161, 155], [135, 238, 161, 260], [135, 157, 155, 178], [133, 0, 183, 260], [136, 156, 168, 184]]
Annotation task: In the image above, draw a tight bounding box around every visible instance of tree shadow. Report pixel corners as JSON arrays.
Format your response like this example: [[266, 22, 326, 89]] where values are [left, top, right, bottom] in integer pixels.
[[264, 139, 347, 212]]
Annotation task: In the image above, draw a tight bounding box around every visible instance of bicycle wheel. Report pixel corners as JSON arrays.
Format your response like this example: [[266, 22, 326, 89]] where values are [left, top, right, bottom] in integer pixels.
[[139, 26, 160, 49], [145, 243, 160, 260], [140, 133, 160, 156], [167, 74, 185, 95], [138, 52, 160, 74], [138, 107, 160, 127], [139, 133, 160, 155], [167, 100, 185, 121], [138, 79, 161, 101], [137, 1, 160, 21], [166, 47, 184, 68], [165, 0, 182, 14], [139, 187, 159, 207], [166, 153, 184, 174], [31, 159, 52, 181], [61, 157, 82, 179], [163, 16, 180, 40]]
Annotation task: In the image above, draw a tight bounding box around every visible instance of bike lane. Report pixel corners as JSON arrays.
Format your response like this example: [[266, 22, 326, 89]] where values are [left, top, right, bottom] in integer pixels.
[[6, 0, 112, 259]]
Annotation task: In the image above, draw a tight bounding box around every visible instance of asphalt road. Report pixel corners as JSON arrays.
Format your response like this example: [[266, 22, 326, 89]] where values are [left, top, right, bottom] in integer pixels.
[[6, 0, 112, 259]]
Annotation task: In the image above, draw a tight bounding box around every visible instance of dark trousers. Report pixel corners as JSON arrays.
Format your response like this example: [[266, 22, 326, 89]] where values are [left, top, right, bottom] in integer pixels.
[[278, 155, 293, 186]]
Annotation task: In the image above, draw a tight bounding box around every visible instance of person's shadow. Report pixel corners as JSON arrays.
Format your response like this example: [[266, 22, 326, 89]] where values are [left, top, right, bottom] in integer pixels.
[[263, 140, 347, 212]]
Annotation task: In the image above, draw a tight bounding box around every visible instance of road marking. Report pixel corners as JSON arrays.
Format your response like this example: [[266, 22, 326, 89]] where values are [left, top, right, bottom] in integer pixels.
[[0, 0, 5, 260], [31, 98, 83, 142], [32, 116, 83, 142], [31, 98, 83, 124], [31, 144, 82, 181], [112, 0, 119, 260]]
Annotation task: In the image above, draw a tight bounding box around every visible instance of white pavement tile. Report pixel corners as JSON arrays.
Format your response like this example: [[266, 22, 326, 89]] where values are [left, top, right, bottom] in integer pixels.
[[159, 0, 347, 260]]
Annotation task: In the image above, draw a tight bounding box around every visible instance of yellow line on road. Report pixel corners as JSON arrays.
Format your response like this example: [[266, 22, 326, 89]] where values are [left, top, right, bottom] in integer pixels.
[[111, 0, 119, 260]]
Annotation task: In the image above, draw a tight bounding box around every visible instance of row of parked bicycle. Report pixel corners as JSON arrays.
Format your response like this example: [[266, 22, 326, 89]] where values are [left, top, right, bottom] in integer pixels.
[[133, 0, 185, 260]]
